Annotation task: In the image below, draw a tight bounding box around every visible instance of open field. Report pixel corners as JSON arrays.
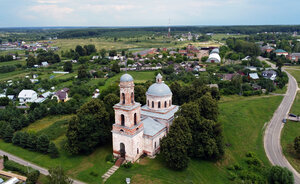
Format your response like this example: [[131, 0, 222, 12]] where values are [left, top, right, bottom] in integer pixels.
[[0, 94, 282, 183], [0, 59, 26, 67], [45, 37, 221, 53]]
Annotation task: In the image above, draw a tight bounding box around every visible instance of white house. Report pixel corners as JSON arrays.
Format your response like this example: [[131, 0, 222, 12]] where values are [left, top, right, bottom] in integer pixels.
[[3, 177, 19, 184], [18, 90, 38, 103]]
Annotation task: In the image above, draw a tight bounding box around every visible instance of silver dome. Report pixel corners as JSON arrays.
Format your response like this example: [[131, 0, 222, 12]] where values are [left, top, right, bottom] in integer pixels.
[[146, 82, 172, 96], [120, 73, 133, 82]]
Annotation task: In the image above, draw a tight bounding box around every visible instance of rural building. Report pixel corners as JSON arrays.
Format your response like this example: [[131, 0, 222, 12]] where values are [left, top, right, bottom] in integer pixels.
[[112, 73, 179, 162], [18, 90, 38, 103], [286, 53, 300, 62], [249, 73, 259, 80], [52, 88, 70, 102], [275, 49, 288, 56], [262, 70, 277, 81], [261, 45, 274, 53], [207, 48, 221, 63]]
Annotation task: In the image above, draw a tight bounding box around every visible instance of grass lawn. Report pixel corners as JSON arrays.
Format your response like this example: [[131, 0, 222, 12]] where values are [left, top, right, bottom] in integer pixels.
[[0, 59, 26, 67], [22, 115, 74, 132], [0, 94, 282, 183], [0, 69, 30, 82]]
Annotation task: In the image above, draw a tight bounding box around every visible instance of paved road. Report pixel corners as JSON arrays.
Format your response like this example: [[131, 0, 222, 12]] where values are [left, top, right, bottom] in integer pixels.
[[0, 150, 86, 184], [263, 60, 300, 183]]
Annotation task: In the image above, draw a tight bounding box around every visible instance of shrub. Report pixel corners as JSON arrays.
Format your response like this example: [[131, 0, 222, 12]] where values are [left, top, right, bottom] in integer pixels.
[[89, 171, 98, 177], [105, 154, 114, 162], [122, 161, 133, 169]]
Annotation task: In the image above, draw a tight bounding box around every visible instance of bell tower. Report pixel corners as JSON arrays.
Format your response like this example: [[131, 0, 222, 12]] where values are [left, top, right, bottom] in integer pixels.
[[112, 74, 144, 162]]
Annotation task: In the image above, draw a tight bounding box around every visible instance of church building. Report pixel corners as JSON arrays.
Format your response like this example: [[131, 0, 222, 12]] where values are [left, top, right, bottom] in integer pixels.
[[112, 73, 179, 162]]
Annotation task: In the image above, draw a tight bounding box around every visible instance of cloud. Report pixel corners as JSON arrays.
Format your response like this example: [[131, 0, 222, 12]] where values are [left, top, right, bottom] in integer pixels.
[[28, 5, 74, 19], [35, 0, 70, 4]]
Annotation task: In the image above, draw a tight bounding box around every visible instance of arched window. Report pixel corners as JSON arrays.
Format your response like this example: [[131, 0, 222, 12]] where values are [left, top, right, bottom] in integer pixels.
[[137, 148, 139, 154], [134, 113, 137, 125], [121, 114, 125, 126], [164, 101, 167, 108], [158, 101, 161, 108], [122, 93, 125, 104], [152, 101, 154, 108], [155, 142, 157, 148], [131, 92, 134, 103], [169, 100, 171, 106], [147, 100, 149, 106]]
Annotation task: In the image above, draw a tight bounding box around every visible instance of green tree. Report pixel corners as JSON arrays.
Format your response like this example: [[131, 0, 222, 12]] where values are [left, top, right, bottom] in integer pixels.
[[100, 49, 106, 58], [103, 93, 119, 122], [268, 166, 294, 184], [210, 87, 220, 101], [0, 97, 9, 106], [47, 166, 73, 184], [75, 45, 85, 56], [27, 134, 38, 151], [66, 99, 110, 154], [48, 142, 59, 158], [197, 94, 218, 121], [37, 134, 50, 153], [294, 136, 300, 155], [134, 85, 146, 105], [3, 125, 14, 143], [12, 131, 22, 146], [111, 62, 120, 73], [64, 61, 73, 72], [161, 116, 192, 170], [26, 55, 36, 68], [78, 65, 88, 79]]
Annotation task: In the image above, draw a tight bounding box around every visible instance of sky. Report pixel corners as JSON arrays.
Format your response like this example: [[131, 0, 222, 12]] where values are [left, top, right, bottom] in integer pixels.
[[0, 0, 300, 27]]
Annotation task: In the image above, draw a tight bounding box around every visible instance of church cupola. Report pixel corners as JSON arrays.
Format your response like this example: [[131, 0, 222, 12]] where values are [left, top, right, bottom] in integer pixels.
[[156, 73, 162, 83], [119, 74, 135, 106]]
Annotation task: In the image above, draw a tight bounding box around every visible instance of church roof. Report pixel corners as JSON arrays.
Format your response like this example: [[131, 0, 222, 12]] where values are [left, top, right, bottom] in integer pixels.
[[146, 82, 172, 96], [141, 105, 179, 120], [142, 117, 166, 137], [120, 73, 133, 82]]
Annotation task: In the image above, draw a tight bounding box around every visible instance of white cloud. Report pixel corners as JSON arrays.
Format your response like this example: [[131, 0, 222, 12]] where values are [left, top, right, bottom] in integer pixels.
[[28, 5, 74, 19]]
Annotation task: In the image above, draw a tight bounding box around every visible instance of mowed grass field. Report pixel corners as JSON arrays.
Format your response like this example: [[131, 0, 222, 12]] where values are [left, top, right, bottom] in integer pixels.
[[286, 68, 300, 87], [0, 92, 283, 183]]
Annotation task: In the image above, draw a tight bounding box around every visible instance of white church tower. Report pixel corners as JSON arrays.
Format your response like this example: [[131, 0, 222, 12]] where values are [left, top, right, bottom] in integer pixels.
[[112, 74, 144, 162]]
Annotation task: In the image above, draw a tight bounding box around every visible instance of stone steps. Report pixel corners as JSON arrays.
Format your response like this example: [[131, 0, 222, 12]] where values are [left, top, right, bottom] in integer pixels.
[[101, 165, 120, 182]]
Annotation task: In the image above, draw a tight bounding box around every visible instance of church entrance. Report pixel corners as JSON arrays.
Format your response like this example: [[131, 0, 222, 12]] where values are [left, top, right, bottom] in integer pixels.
[[120, 143, 126, 158]]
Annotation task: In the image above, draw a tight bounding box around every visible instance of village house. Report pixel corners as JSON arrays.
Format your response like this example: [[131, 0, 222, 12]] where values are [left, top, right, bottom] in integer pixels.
[[18, 90, 38, 103], [261, 45, 275, 53], [249, 73, 259, 80], [262, 70, 277, 81], [275, 49, 288, 56], [52, 88, 70, 102], [286, 53, 300, 62]]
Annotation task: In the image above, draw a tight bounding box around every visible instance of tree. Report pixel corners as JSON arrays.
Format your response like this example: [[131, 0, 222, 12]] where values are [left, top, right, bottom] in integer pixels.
[[27, 134, 38, 151], [66, 99, 110, 154], [100, 49, 106, 58], [12, 131, 22, 146], [37, 134, 50, 153], [47, 166, 73, 184], [103, 93, 119, 122], [26, 55, 36, 68], [78, 65, 88, 79], [109, 50, 117, 57], [75, 45, 85, 56], [197, 94, 219, 121], [294, 136, 300, 155], [48, 142, 59, 158], [268, 166, 294, 184], [134, 85, 146, 105], [27, 171, 40, 184], [0, 97, 9, 106], [111, 62, 120, 73], [210, 87, 220, 101], [3, 125, 14, 143], [161, 116, 192, 170], [64, 61, 73, 72], [201, 56, 209, 62]]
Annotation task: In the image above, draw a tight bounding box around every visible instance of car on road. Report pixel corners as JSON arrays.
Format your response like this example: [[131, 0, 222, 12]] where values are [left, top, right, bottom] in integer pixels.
[[282, 119, 287, 123], [289, 113, 298, 118]]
